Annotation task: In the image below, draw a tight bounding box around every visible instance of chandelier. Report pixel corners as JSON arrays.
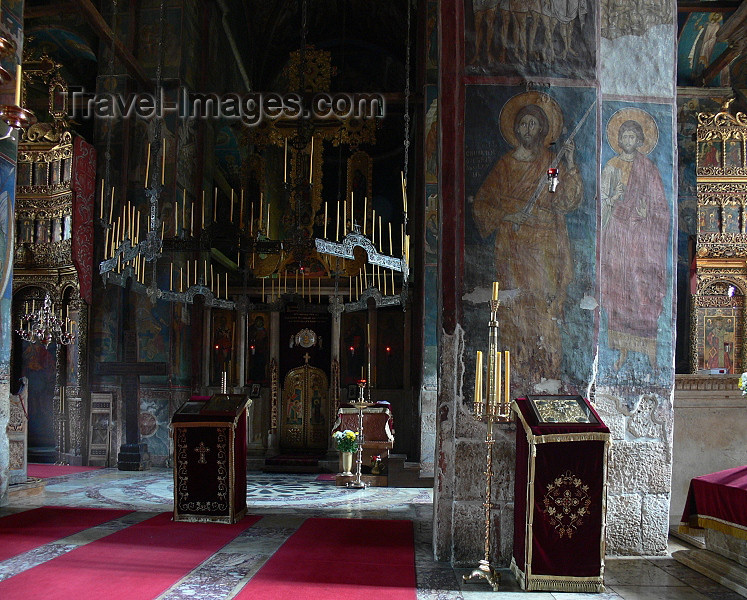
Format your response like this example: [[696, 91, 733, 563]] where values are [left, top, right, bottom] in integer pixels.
[[16, 292, 76, 347]]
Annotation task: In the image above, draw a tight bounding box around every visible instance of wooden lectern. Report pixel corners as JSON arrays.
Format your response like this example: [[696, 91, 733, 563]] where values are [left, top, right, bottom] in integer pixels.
[[171, 394, 251, 524]]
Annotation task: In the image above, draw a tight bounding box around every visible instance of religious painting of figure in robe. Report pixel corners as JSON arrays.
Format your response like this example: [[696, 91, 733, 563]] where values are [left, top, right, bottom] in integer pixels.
[[246, 312, 270, 384], [601, 107, 671, 372], [698, 140, 721, 169], [211, 311, 234, 385], [471, 90, 591, 387], [704, 317, 735, 373], [698, 205, 720, 233], [725, 140, 743, 169]]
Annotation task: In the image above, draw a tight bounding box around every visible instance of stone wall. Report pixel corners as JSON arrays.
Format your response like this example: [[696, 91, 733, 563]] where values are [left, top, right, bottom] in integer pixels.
[[435, 0, 677, 563]]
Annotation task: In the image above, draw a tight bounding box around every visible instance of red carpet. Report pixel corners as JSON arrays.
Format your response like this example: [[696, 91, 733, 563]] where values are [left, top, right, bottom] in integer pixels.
[[315, 474, 337, 481], [0, 507, 132, 562], [0, 512, 262, 600], [235, 517, 416, 600], [28, 464, 101, 478]]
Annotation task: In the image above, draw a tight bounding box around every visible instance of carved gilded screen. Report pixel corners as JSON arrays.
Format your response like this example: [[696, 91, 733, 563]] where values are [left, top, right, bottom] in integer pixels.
[[280, 363, 329, 450], [691, 101, 747, 373]]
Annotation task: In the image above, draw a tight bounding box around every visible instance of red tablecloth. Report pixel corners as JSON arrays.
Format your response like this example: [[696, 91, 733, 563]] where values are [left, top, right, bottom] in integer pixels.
[[680, 465, 747, 541]]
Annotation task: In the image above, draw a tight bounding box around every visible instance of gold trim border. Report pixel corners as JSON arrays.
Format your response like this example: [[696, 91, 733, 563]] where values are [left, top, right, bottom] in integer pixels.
[[512, 401, 610, 591]]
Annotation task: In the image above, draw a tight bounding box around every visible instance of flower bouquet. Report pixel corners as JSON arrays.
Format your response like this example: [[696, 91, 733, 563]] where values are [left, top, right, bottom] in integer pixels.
[[739, 372, 747, 395], [332, 429, 359, 453]]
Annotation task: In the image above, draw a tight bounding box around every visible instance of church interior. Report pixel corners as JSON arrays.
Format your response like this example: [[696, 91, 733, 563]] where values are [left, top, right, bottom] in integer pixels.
[[2, 0, 747, 597]]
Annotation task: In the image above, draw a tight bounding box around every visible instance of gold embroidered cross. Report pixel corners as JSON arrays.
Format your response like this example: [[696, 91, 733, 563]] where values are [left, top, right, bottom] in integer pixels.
[[195, 441, 211, 464]]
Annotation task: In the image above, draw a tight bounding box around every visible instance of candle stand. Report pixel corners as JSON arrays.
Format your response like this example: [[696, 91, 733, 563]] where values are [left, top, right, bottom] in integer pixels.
[[464, 284, 510, 592], [347, 382, 371, 489]]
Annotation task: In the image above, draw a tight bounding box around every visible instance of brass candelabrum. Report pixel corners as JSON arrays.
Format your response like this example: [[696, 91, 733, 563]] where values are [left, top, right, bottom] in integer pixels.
[[347, 381, 371, 489], [463, 282, 510, 592]]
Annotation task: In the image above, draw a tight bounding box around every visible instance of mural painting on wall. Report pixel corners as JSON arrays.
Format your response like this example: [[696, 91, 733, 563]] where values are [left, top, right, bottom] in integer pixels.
[[600, 102, 674, 383], [425, 87, 438, 184], [212, 309, 235, 386], [341, 311, 367, 385], [22, 340, 57, 453], [65, 305, 80, 386], [139, 393, 170, 458], [170, 302, 191, 386], [377, 309, 404, 389], [465, 1, 595, 79], [677, 12, 731, 86], [465, 86, 597, 394], [136, 294, 170, 383], [246, 312, 270, 384], [0, 158, 14, 365], [704, 316, 735, 373], [91, 285, 120, 365]]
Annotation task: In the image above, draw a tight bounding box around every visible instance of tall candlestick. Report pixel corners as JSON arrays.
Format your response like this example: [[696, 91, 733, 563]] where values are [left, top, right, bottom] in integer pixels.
[[213, 187, 218, 222], [240, 189, 244, 228], [191, 202, 194, 235], [350, 192, 354, 229], [336, 200, 340, 241], [309, 137, 314, 184], [343, 199, 347, 236], [99, 179, 105, 219], [174, 199, 178, 234], [201, 190, 205, 228], [250, 202, 254, 236], [363, 196, 367, 234], [284, 138, 288, 183], [474, 351, 483, 412], [259, 193, 263, 229], [182, 189, 186, 234], [161, 138, 166, 186], [389, 222, 393, 254], [504, 350, 510, 412], [145, 143, 151, 188], [109, 187, 114, 223], [230, 189, 234, 223], [324, 202, 328, 239], [14, 64, 22, 106]]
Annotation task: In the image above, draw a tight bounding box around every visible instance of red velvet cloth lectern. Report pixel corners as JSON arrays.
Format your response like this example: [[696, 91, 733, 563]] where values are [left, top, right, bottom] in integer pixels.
[[512, 396, 611, 593], [171, 394, 250, 524]]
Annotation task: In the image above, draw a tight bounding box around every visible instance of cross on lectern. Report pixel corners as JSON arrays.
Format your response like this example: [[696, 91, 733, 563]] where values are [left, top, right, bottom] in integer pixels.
[[94, 330, 169, 470], [194, 441, 211, 464]]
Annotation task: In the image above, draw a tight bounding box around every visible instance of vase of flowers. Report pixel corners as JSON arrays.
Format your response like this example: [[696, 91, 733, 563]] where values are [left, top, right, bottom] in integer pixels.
[[739, 372, 747, 395], [333, 429, 358, 476]]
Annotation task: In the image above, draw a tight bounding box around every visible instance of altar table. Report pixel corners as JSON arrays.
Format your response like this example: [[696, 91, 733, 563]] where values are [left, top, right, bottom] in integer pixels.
[[171, 394, 250, 524], [511, 396, 611, 593], [332, 404, 394, 485], [680, 465, 747, 541]]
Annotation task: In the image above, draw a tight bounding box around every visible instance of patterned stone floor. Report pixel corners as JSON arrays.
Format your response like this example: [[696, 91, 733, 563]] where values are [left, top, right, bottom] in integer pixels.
[[1, 468, 742, 599]]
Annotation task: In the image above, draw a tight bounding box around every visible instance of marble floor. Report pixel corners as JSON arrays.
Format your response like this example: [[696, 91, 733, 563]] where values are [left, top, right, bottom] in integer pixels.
[[1, 468, 742, 599]]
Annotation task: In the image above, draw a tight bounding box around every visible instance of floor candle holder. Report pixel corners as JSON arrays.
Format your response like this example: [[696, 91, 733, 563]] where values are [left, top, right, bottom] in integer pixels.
[[347, 382, 371, 489], [463, 281, 510, 592]]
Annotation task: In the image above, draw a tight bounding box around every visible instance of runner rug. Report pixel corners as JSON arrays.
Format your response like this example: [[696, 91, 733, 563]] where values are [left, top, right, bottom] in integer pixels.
[[235, 517, 416, 600], [0, 512, 261, 600], [0, 506, 131, 562]]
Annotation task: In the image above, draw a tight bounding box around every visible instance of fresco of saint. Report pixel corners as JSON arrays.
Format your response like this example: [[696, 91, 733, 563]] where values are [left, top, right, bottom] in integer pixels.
[[601, 108, 670, 370], [472, 91, 584, 384]]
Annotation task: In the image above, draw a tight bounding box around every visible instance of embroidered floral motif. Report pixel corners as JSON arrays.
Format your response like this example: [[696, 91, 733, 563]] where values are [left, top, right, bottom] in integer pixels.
[[542, 470, 591, 539]]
